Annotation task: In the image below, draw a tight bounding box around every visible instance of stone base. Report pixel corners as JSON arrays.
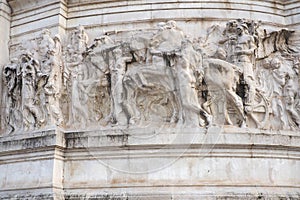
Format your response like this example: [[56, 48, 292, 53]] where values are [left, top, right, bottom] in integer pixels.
[[0, 126, 299, 199]]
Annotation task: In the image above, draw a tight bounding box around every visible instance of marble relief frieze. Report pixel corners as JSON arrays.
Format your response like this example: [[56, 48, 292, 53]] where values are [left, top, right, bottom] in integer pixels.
[[1, 19, 300, 134]]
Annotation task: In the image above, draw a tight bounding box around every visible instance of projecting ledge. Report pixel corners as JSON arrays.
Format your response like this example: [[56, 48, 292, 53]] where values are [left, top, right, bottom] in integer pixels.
[[1, 126, 300, 152]]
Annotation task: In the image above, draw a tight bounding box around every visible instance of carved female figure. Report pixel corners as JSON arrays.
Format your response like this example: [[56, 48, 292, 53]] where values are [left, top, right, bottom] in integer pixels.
[[3, 58, 22, 132], [44, 34, 64, 126], [66, 53, 89, 127], [270, 57, 289, 130], [21, 54, 45, 130]]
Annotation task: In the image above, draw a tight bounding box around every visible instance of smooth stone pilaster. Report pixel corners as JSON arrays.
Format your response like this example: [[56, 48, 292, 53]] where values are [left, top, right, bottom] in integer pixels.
[[0, 0, 11, 132]]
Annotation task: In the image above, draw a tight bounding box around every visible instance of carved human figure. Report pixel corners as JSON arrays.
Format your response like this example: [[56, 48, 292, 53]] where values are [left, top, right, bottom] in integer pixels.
[[21, 53, 45, 130], [129, 36, 149, 65], [71, 25, 89, 53], [269, 57, 289, 130], [203, 58, 245, 126], [66, 52, 90, 127], [293, 59, 300, 79], [176, 41, 210, 126], [282, 60, 300, 129], [256, 60, 273, 99], [233, 24, 257, 108], [284, 75, 300, 129], [108, 48, 132, 125], [219, 19, 239, 63], [63, 45, 75, 88], [66, 27, 112, 127], [87, 33, 114, 81], [44, 34, 64, 126], [149, 20, 185, 66], [120, 22, 181, 125], [36, 29, 57, 125], [2, 58, 22, 132], [38, 29, 55, 74], [146, 21, 186, 123], [85, 33, 117, 124]]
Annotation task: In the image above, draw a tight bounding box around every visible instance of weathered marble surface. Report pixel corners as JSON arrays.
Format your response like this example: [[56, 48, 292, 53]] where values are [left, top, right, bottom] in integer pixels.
[[0, 128, 299, 199], [6, 0, 300, 52], [2, 18, 300, 133], [1, 0, 300, 199], [1, 1, 300, 133]]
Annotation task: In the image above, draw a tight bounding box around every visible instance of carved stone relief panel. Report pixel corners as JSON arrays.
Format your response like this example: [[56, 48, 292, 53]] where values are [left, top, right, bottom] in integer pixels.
[[1, 19, 300, 134]]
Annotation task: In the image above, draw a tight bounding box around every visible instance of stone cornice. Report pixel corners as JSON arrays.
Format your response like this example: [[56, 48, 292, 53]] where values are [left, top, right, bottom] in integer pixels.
[[0, 0, 11, 20], [7, 0, 67, 14]]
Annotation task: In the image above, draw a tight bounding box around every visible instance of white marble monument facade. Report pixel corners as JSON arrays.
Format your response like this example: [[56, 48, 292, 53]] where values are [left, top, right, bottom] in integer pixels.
[[0, 0, 300, 199]]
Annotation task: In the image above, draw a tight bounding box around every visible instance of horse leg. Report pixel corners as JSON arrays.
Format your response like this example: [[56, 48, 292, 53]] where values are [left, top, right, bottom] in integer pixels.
[[169, 91, 180, 124], [123, 83, 141, 125]]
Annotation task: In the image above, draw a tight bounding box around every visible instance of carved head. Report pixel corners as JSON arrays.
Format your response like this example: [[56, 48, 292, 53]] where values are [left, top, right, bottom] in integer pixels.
[[166, 20, 177, 29], [77, 25, 85, 34], [157, 22, 166, 31], [41, 29, 51, 36], [226, 20, 238, 32], [54, 34, 61, 42], [262, 59, 271, 69], [66, 45, 75, 57], [179, 56, 189, 69], [271, 58, 282, 69], [236, 24, 248, 35]]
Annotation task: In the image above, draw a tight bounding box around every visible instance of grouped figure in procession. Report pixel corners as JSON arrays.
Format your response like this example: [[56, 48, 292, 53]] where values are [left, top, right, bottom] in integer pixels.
[[262, 56, 300, 130], [205, 18, 300, 129], [2, 58, 22, 132], [1, 29, 64, 133], [1, 19, 300, 134]]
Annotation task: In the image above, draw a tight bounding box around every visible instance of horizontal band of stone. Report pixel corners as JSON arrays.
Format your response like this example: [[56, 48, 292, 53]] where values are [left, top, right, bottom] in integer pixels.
[[7, 0, 300, 48], [1, 128, 299, 199], [1, 127, 299, 153]]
